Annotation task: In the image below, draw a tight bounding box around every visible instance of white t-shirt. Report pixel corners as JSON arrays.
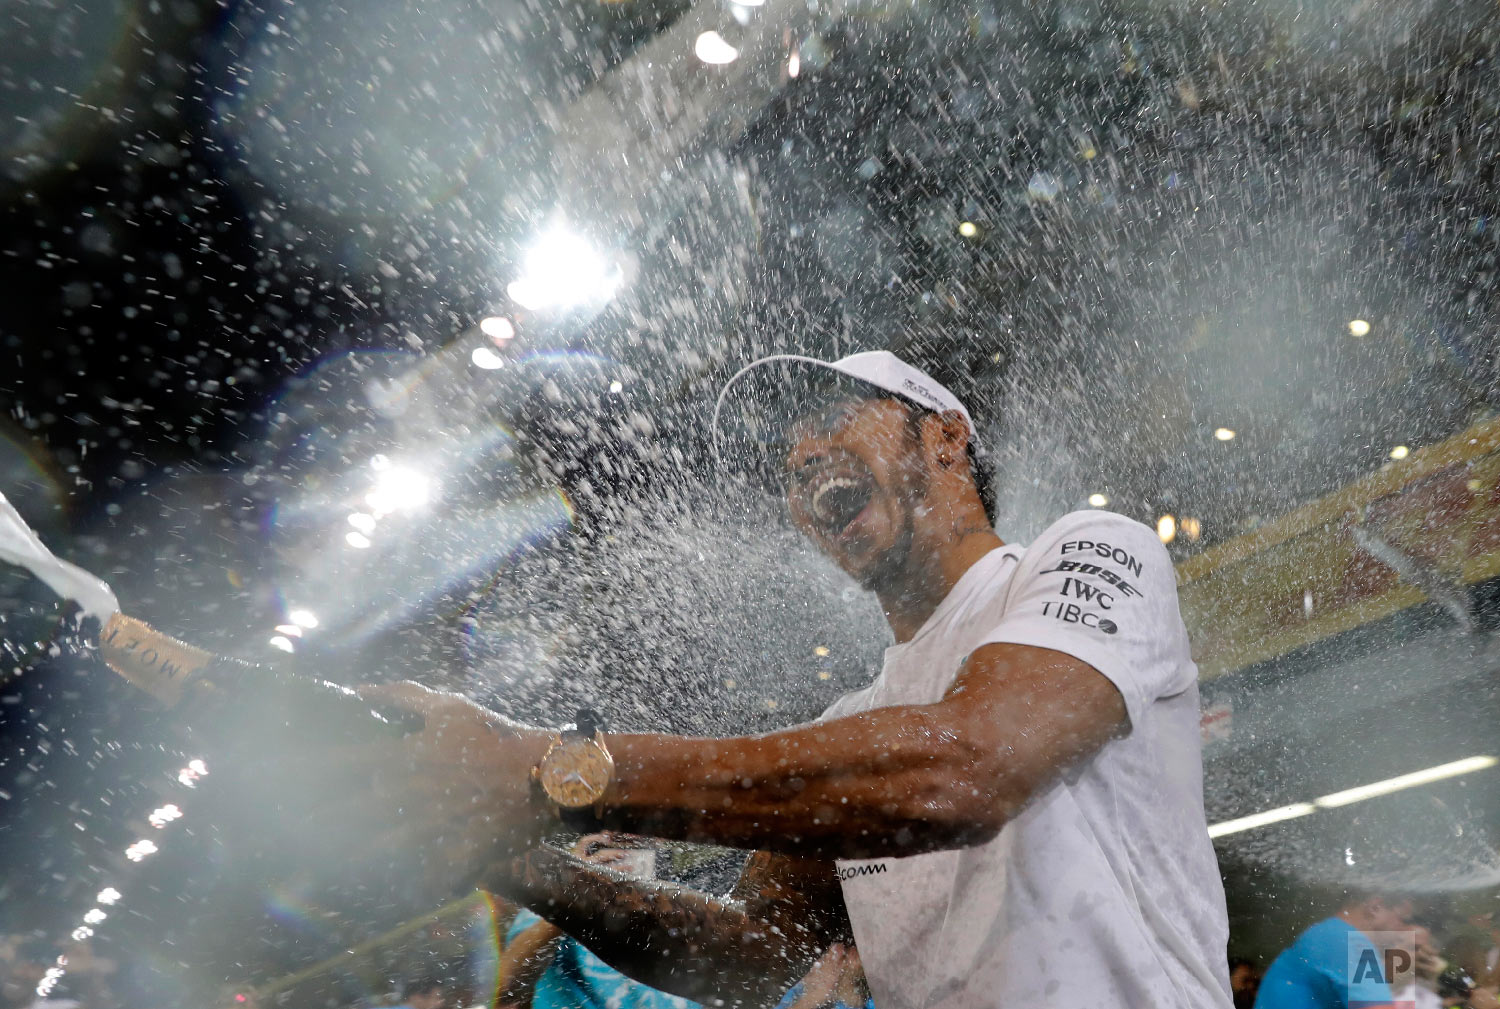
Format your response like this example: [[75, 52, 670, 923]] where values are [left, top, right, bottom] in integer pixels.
[[1390, 981, 1443, 1009], [821, 511, 1231, 1009]]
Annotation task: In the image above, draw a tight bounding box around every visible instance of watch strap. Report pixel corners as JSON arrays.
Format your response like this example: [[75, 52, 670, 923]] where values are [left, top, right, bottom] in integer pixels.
[[558, 802, 605, 833], [573, 706, 602, 737]]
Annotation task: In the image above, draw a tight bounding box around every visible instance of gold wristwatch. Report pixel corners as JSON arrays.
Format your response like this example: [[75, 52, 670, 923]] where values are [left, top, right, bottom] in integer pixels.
[[532, 708, 615, 815]]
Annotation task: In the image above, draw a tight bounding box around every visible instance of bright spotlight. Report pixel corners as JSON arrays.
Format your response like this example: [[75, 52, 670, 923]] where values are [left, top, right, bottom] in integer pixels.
[[1088, 493, 1109, 508], [479, 316, 515, 342], [694, 31, 739, 64], [39, 966, 65, 995], [471, 346, 505, 370], [346, 512, 376, 535], [609, 380, 624, 394], [124, 839, 158, 862], [788, 49, 800, 77], [82, 908, 107, 925], [365, 465, 431, 514], [288, 609, 319, 629], [507, 226, 622, 312], [1214, 427, 1236, 441], [1348, 318, 1371, 337], [1208, 755, 1497, 839], [1389, 444, 1410, 460], [96, 888, 121, 905], [273, 624, 303, 637], [344, 531, 372, 550], [268, 635, 295, 653], [957, 221, 978, 238], [148, 804, 182, 828], [1180, 517, 1202, 541], [1207, 802, 1317, 839], [1313, 755, 1497, 809], [1157, 514, 1177, 544]]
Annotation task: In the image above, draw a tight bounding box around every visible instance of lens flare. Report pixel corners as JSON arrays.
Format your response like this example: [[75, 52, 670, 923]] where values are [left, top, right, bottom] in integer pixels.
[[479, 316, 515, 342], [507, 226, 622, 312], [694, 31, 740, 65], [471, 346, 505, 370]]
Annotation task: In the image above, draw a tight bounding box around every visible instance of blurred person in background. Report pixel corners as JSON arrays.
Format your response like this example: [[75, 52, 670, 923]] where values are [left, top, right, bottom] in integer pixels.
[[773, 944, 871, 1009], [1442, 906, 1500, 1009], [1231, 957, 1264, 1009], [1388, 925, 1444, 1009], [498, 834, 699, 1009], [1467, 898, 1499, 987], [1254, 891, 1421, 1009]]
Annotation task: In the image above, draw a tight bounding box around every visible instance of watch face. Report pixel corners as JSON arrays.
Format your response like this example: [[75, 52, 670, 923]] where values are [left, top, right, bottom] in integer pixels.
[[538, 737, 614, 808]]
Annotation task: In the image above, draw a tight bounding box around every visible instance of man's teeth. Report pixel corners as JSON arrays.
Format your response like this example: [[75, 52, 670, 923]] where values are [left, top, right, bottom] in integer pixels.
[[812, 477, 861, 523]]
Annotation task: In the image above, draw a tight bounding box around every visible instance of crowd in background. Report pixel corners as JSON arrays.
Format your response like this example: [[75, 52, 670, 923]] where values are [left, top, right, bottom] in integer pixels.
[[1244, 890, 1500, 1009], [5, 876, 1497, 1009]]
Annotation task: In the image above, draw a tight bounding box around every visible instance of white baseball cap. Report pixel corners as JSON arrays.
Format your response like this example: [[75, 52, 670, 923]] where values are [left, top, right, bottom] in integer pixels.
[[712, 350, 978, 487]]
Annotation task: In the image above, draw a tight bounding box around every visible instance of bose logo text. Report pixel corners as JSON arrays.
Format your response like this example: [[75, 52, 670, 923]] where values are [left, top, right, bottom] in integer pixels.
[[1039, 560, 1144, 598]]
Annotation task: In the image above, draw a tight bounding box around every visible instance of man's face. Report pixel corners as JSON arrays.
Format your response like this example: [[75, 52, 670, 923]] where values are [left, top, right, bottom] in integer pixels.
[[1371, 897, 1417, 932], [784, 397, 929, 589]]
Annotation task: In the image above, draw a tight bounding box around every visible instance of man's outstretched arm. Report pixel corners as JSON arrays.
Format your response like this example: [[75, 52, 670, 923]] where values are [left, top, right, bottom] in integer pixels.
[[369, 640, 1127, 863], [591, 642, 1127, 858], [487, 848, 848, 1008]]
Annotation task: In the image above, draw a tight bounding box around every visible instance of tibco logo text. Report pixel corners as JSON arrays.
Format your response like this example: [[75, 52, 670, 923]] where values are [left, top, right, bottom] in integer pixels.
[[1041, 601, 1118, 634]]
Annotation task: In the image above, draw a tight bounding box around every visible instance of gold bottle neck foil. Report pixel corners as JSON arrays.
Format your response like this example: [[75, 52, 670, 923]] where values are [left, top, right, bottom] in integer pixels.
[[98, 613, 214, 708]]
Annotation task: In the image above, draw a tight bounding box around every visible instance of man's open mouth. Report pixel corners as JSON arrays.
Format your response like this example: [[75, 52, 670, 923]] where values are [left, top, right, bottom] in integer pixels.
[[810, 475, 874, 538]]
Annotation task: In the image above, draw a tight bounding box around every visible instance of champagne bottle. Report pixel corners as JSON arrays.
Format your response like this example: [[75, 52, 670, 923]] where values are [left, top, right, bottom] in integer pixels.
[[95, 612, 421, 742], [1, 487, 418, 743], [2, 490, 440, 914]]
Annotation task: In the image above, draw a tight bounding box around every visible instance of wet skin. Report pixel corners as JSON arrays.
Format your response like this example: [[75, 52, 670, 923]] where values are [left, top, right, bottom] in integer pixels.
[[783, 397, 928, 592]]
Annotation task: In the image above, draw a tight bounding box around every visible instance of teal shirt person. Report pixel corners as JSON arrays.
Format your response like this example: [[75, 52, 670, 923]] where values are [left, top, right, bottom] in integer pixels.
[[1254, 917, 1397, 1009], [503, 909, 702, 1009], [772, 982, 874, 1009]]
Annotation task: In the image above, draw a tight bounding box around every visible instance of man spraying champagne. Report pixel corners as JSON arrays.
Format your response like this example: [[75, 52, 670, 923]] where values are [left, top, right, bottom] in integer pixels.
[[0, 488, 545, 905], [356, 352, 1234, 1009]]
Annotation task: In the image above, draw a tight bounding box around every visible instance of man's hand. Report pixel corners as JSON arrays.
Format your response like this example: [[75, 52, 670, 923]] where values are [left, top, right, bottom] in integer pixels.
[[1467, 986, 1500, 1009], [781, 943, 869, 1009], [355, 682, 555, 896], [784, 945, 848, 1008], [1415, 934, 1443, 982]]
